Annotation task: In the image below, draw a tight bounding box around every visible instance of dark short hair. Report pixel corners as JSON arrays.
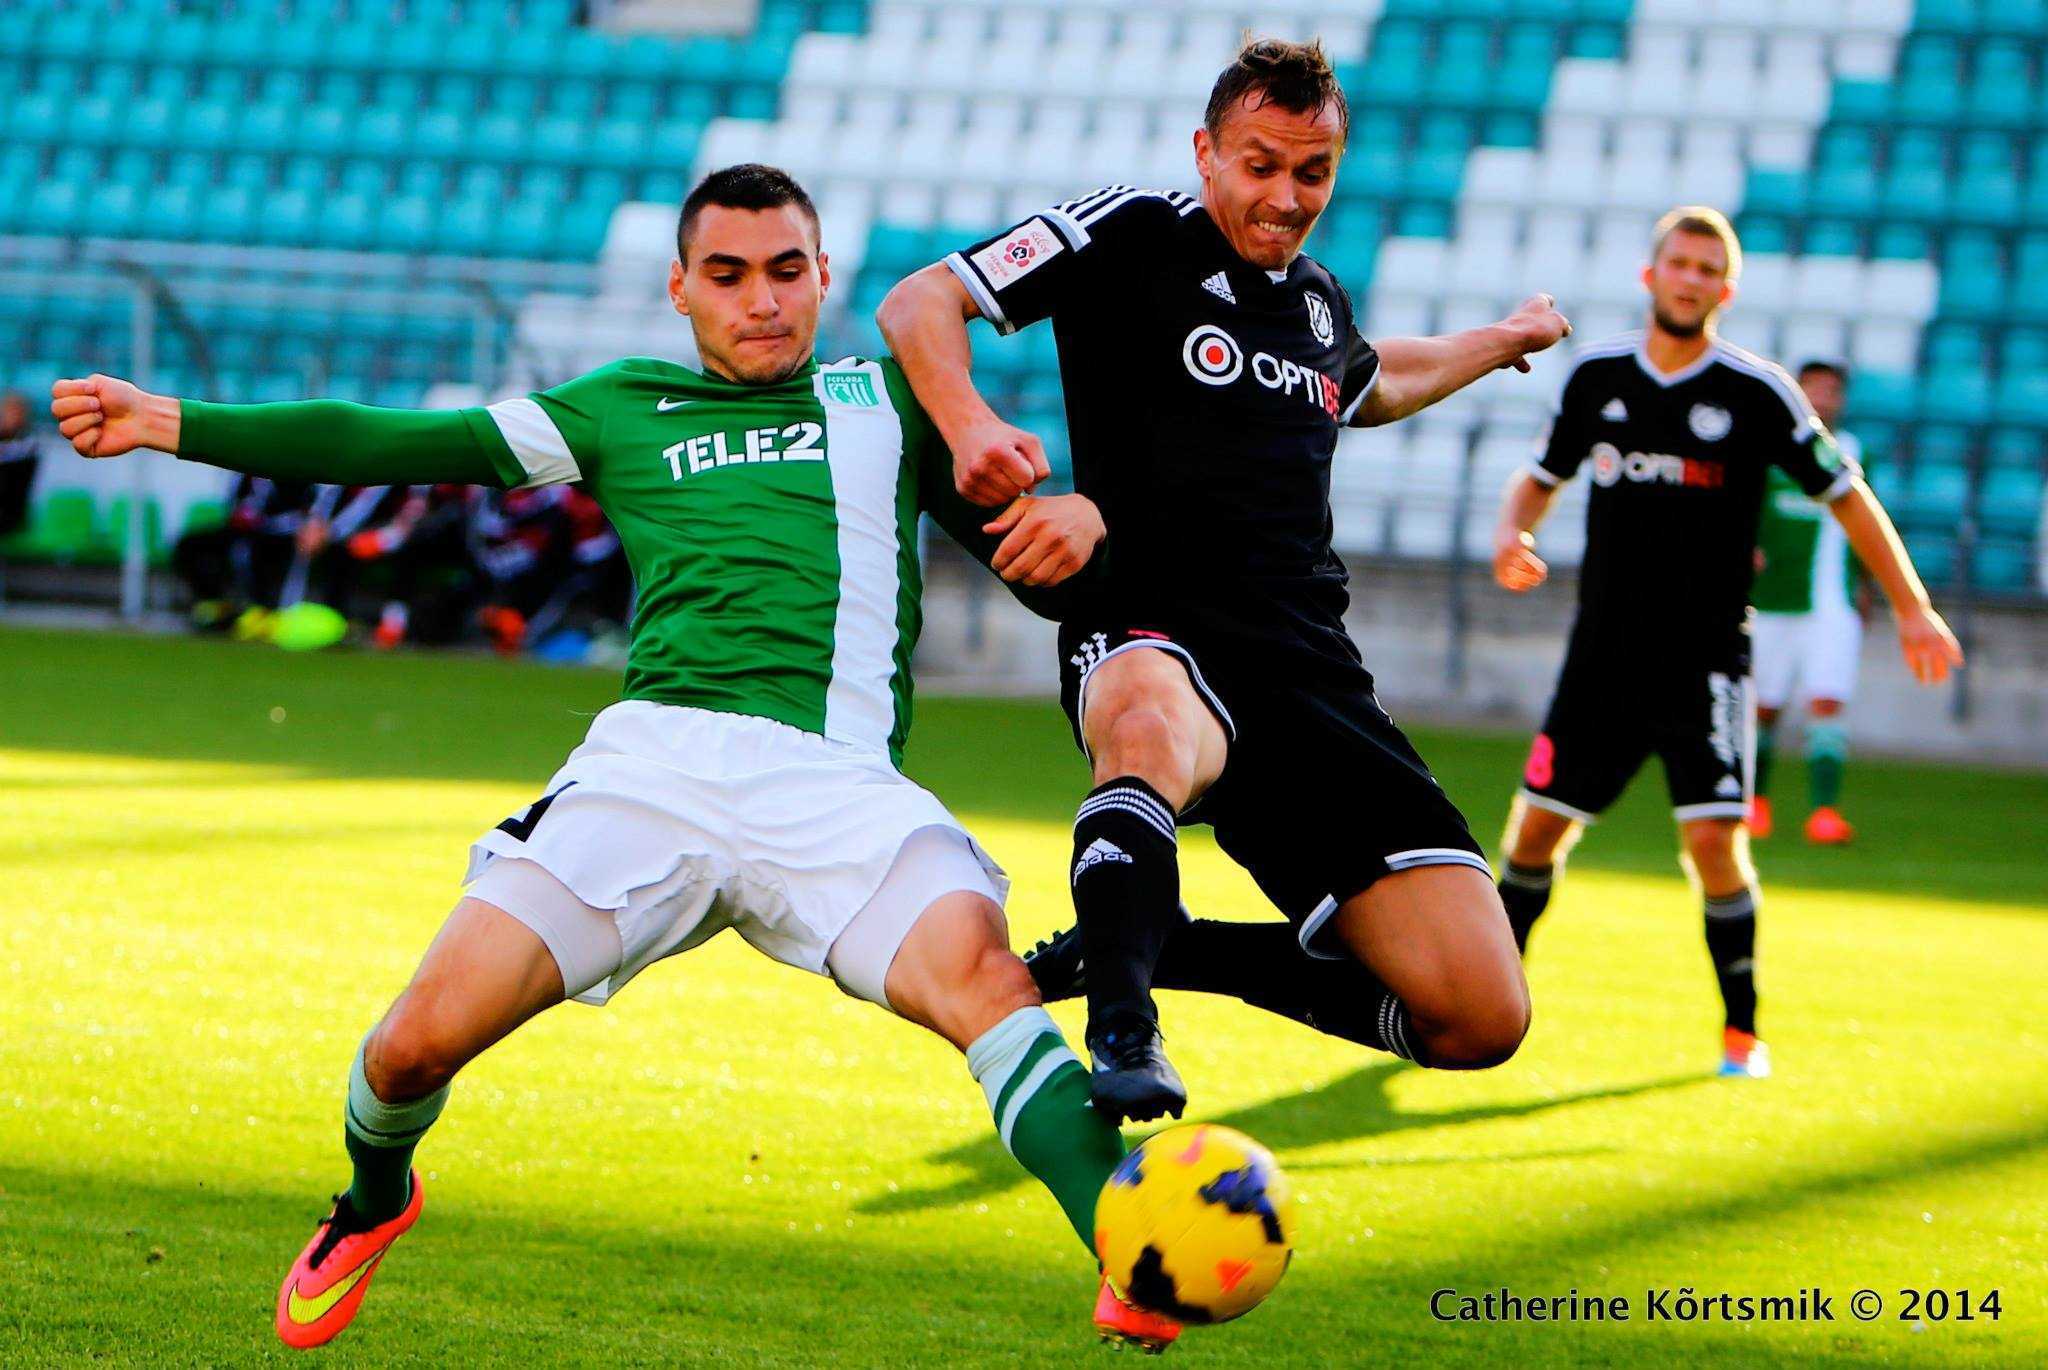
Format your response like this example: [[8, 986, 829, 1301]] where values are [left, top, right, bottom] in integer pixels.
[[676, 163, 820, 262], [1204, 36, 1350, 147], [1797, 359, 1849, 385]]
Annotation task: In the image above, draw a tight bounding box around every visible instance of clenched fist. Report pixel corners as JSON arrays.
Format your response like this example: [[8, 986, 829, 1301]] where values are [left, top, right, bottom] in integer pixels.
[[950, 416, 1050, 507], [49, 374, 180, 458], [1499, 294, 1573, 374]]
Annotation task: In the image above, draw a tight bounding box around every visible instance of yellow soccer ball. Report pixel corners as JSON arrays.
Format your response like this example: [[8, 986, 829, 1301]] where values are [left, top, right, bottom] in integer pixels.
[[1094, 1123, 1295, 1324]]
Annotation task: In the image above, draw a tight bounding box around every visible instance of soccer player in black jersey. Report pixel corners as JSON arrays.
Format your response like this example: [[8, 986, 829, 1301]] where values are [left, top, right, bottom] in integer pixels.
[[881, 38, 1571, 1125], [1489, 206, 1963, 1079]]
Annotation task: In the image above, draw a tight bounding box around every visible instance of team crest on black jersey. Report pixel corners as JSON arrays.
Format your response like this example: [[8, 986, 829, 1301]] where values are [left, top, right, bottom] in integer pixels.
[[1304, 291, 1335, 347], [1688, 403, 1733, 442]]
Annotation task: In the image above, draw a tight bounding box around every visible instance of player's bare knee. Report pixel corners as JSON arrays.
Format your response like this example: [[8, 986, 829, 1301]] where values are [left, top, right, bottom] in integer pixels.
[[1096, 705, 1195, 797], [366, 1003, 464, 1101], [967, 944, 1041, 1017], [1426, 986, 1531, 1069], [1681, 820, 1747, 890]]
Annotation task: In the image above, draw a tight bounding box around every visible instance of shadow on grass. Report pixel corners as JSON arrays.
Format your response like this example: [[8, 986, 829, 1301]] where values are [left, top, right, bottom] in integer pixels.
[[859, 1061, 1711, 1222], [8, 626, 2045, 908], [3, 1110, 2042, 1366]]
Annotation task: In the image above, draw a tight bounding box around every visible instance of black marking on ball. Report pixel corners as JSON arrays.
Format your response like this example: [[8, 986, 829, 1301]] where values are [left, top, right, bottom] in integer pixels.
[[1199, 1163, 1286, 1246], [1125, 1245, 1216, 1325]]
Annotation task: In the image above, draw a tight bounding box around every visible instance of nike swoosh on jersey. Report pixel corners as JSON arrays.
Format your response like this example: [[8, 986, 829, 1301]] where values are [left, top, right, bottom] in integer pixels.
[[285, 1251, 382, 1325], [655, 397, 694, 411]]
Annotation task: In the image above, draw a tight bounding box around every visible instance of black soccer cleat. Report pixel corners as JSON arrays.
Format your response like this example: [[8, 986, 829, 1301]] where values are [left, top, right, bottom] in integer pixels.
[[1024, 924, 1086, 1002], [1088, 1015, 1187, 1125]]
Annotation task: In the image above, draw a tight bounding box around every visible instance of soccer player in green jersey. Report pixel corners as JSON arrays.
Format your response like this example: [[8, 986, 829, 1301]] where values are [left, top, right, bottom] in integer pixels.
[[50, 165, 1166, 1351], [1750, 360, 1866, 845]]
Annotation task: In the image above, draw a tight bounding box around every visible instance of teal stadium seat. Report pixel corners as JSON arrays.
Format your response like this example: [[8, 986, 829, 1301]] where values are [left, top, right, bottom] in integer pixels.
[[1953, 133, 2020, 228], [1894, 38, 1963, 125], [1939, 232, 2008, 320], [1971, 541, 2035, 592], [1980, 467, 2046, 537], [2012, 237, 2048, 323], [1966, 42, 2034, 130]]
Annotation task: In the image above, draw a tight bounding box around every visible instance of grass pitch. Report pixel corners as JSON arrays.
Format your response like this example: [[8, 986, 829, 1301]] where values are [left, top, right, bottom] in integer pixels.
[[1, 624, 2043, 1367]]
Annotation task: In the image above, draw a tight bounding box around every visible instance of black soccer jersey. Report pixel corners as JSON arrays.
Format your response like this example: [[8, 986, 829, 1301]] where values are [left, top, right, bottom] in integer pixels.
[[948, 186, 1382, 669], [1532, 331, 1859, 663]]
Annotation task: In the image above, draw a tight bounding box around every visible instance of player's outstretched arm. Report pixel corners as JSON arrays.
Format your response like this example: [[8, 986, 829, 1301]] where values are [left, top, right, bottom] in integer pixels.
[[1827, 478, 1964, 684], [49, 374, 518, 489], [1491, 470, 1559, 592], [1355, 295, 1572, 427], [878, 265, 1049, 506]]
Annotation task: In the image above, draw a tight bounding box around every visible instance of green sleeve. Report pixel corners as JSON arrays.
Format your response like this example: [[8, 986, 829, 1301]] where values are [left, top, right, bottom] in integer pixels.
[[178, 398, 524, 489], [882, 358, 1105, 623]]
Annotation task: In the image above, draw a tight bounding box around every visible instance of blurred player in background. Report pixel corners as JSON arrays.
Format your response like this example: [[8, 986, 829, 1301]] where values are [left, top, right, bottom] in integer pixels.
[[882, 38, 1567, 1131], [1489, 207, 1962, 1080], [1750, 360, 1867, 845], [52, 166, 1163, 1351]]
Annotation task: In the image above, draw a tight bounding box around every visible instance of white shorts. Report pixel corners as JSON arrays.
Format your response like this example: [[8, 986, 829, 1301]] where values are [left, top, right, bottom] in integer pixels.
[[463, 701, 1008, 1007], [1753, 608, 1863, 710]]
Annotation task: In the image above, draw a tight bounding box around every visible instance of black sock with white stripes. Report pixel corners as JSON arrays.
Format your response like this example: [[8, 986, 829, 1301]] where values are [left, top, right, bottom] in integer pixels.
[[1070, 777, 1181, 1035], [1152, 918, 1431, 1064], [1704, 887, 1759, 1035], [1498, 862, 1555, 953]]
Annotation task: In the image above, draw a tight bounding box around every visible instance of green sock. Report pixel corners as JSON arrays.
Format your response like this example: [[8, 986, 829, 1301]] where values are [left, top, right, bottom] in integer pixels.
[[1807, 721, 1847, 809], [1755, 719, 1778, 798], [344, 1034, 448, 1224], [968, 1006, 1126, 1252]]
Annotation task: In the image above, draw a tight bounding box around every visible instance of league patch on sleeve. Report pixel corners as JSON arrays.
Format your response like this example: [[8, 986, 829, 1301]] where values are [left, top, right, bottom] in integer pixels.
[[970, 219, 1065, 288]]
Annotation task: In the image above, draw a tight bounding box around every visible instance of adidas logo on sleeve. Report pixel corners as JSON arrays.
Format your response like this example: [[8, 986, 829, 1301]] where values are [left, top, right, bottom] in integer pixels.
[[1073, 837, 1134, 882]]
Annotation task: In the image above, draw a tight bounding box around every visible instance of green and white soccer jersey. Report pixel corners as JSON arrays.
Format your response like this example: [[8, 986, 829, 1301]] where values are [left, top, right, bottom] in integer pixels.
[[1754, 430, 1864, 616], [455, 354, 1013, 1004], [462, 355, 933, 764], [1753, 430, 1866, 709]]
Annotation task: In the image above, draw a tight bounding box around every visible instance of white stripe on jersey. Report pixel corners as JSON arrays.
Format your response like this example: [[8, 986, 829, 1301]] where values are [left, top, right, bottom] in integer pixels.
[[486, 397, 582, 488], [815, 360, 912, 755], [1711, 340, 1822, 441]]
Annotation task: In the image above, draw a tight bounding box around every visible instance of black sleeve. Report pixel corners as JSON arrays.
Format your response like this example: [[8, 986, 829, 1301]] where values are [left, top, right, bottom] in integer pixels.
[[916, 430, 1105, 623], [1338, 329, 1382, 427], [1759, 372, 1861, 502], [1330, 284, 1383, 426], [942, 186, 1190, 335], [1530, 360, 1599, 486]]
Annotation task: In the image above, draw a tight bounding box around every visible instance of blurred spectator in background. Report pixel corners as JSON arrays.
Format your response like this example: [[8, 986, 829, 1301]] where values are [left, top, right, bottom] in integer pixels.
[[0, 391, 40, 567], [172, 475, 315, 632], [466, 484, 577, 655], [345, 482, 475, 649]]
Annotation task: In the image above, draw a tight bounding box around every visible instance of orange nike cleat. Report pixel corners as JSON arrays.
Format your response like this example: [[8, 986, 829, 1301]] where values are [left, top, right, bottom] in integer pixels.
[[1804, 806, 1854, 845], [1719, 1027, 1772, 1080], [1095, 1277, 1183, 1354], [275, 1175, 423, 1349], [1747, 795, 1774, 839]]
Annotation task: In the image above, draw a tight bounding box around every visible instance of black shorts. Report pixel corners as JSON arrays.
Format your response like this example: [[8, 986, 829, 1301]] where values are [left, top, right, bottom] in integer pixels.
[[1057, 623, 1490, 959], [1520, 639, 1755, 823]]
